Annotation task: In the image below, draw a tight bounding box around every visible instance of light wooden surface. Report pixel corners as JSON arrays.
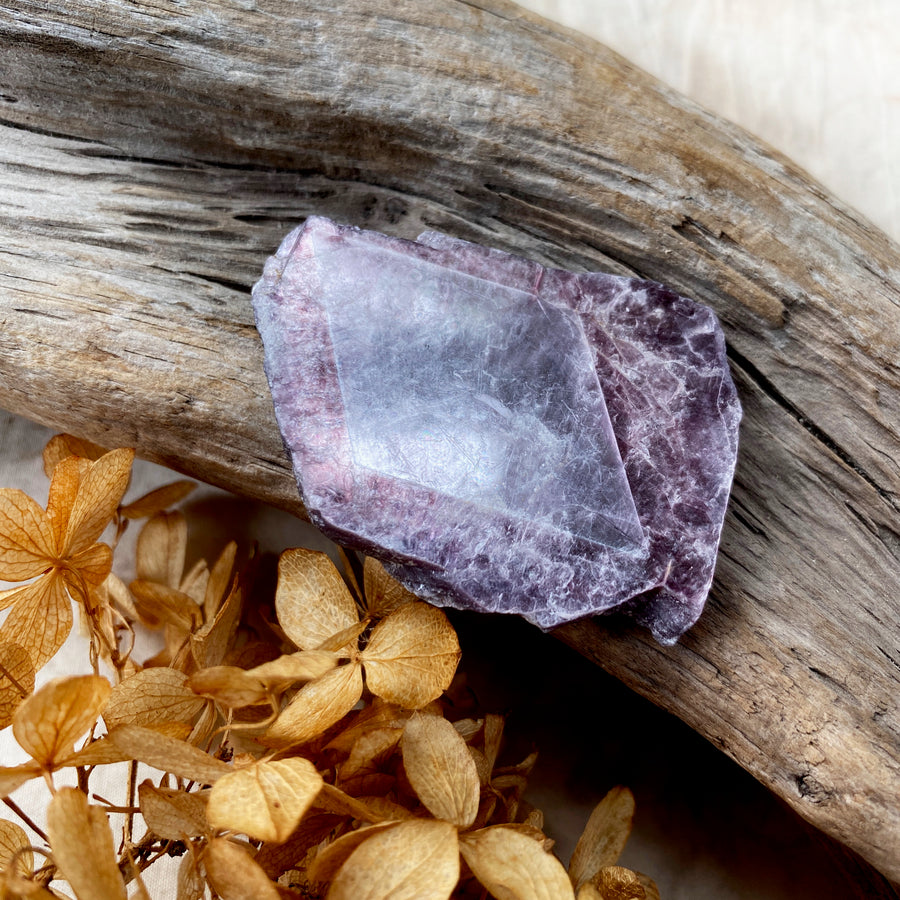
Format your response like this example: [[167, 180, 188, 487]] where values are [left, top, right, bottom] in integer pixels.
[[0, 0, 898, 882]]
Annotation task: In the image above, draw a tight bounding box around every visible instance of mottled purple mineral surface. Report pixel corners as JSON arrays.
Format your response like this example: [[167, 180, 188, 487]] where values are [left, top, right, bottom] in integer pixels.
[[252, 217, 740, 643]]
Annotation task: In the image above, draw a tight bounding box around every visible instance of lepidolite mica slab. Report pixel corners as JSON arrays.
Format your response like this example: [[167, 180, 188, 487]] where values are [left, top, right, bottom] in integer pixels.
[[252, 217, 741, 643]]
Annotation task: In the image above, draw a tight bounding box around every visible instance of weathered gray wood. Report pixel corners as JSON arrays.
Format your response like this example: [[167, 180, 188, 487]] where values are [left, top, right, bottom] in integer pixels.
[[0, 0, 898, 881]]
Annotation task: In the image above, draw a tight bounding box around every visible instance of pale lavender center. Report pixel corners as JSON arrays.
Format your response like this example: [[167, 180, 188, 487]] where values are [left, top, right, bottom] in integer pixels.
[[312, 232, 643, 551]]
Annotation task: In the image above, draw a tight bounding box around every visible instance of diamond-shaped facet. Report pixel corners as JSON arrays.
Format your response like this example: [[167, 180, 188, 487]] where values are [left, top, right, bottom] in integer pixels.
[[313, 231, 642, 551]]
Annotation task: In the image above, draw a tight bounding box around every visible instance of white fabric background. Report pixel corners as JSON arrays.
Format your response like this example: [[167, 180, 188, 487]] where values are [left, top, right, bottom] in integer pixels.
[[3, 2, 899, 896]]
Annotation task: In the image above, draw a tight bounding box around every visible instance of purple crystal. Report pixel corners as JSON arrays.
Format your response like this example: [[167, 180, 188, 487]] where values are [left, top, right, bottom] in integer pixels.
[[253, 217, 741, 643]]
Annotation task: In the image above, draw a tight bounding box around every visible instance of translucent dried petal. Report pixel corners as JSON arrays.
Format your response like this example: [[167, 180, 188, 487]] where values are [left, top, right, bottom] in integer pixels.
[[207, 757, 323, 843], [130, 580, 201, 632], [592, 866, 647, 900], [0, 763, 41, 799], [180, 558, 210, 606], [459, 826, 575, 900], [104, 667, 204, 730], [327, 818, 459, 900], [55, 736, 133, 768], [483, 713, 504, 774], [0, 573, 72, 673], [339, 727, 402, 782], [135, 512, 187, 588], [13, 674, 110, 768], [363, 557, 417, 618], [262, 662, 363, 749], [254, 812, 345, 879], [62, 448, 133, 556], [191, 572, 242, 669], [361, 602, 460, 708], [0, 489, 55, 581], [42, 433, 107, 477], [275, 548, 359, 651], [188, 666, 267, 709], [317, 619, 367, 654], [568, 787, 635, 890], [314, 783, 389, 823], [138, 782, 208, 841], [203, 837, 281, 900], [106, 724, 231, 783], [46, 787, 127, 900], [324, 699, 413, 755], [248, 650, 339, 691], [0, 819, 31, 876], [0, 643, 35, 731], [64, 542, 113, 588], [176, 853, 205, 900], [120, 481, 196, 520], [634, 872, 660, 900], [202, 541, 237, 622], [46, 457, 91, 552], [308, 821, 400, 885], [401, 713, 479, 828]]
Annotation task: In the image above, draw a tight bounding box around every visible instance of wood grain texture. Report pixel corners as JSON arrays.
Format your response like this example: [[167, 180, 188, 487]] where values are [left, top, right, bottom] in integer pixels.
[[0, 0, 898, 881]]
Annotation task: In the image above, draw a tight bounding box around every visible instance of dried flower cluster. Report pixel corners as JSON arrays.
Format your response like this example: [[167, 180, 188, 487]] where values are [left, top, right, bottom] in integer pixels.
[[0, 436, 659, 899]]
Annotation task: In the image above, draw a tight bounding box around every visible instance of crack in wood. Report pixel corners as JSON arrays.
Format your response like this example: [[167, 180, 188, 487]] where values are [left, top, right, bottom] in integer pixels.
[[726, 344, 898, 511]]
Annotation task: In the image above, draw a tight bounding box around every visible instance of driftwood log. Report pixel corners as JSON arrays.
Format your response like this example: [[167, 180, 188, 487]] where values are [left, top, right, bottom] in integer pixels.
[[1, 0, 898, 882]]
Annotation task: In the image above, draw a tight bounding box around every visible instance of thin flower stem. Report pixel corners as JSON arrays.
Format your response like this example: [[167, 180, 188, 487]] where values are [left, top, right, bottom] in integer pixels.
[[0, 660, 29, 697], [3, 796, 49, 843], [124, 759, 138, 846]]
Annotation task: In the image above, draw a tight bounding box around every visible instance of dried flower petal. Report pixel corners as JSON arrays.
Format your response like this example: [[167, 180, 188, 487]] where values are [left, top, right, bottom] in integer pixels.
[[262, 662, 363, 749], [106, 724, 231, 784], [401, 713, 479, 828], [188, 666, 267, 709], [254, 812, 345, 879], [361, 602, 460, 708], [0, 572, 71, 673], [327, 818, 459, 900], [46, 457, 91, 551], [136, 512, 187, 588], [0, 489, 55, 581], [0, 763, 41, 798], [568, 787, 635, 890], [634, 872, 661, 900], [275, 548, 359, 651], [46, 787, 127, 900], [203, 837, 281, 900], [308, 821, 400, 885], [202, 541, 237, 622], [0, 643, 35, 731], [120, 481, 196, 520], [592, 866, 646, 900], [104, 667, 205, 730], [207, 757, 323, 844], [130, 581, 201, 632], [324, 700, 414, 755], [42, 434, 107, 476], [177, 852, 206, 900], [138, 782, 208, 841], [191, 569, 242, 669], [459, 826, 575, 900], [248, 650, 339, 690], [314, 782, 391, 824], [363, 557, 417, 618], [13, 675, 110, 769], [339, 727, 402, 782], [62, 448, 133, 556], [0, 819, 31, 876]]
